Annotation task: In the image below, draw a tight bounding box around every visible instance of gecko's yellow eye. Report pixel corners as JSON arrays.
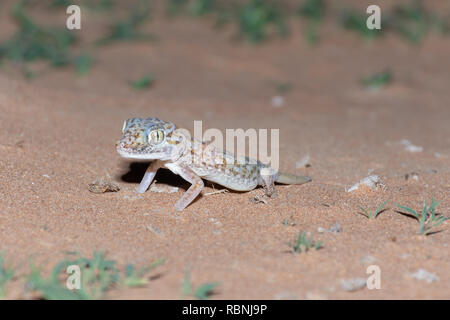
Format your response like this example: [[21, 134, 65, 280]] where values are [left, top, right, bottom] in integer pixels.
[[149, 129, 165, 144]]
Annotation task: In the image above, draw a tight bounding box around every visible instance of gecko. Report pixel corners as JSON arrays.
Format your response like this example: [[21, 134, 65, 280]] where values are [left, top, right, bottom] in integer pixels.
[[116, 118, 311, 211]]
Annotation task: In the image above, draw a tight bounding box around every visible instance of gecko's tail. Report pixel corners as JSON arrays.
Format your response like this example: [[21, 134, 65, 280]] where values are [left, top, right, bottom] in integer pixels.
[[276, 172, 312, 185]]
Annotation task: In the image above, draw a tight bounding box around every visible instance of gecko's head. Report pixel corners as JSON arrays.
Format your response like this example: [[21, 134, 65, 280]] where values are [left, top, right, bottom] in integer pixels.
[[116, 117, 176, 160]]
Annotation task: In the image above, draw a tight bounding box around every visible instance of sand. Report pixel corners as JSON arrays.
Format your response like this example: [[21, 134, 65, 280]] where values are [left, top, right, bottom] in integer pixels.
[[0, 1, 449, 299]]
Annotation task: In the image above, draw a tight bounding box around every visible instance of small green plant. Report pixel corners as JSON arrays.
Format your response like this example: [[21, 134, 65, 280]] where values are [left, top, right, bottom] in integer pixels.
[[50, 0, 115, 11], [161, 0, 448, 45], [123, 258, 165, 287], [0, 252, 15, 299], [182, 268, 219, 300], [282, 217, 295, 226], [391, 1, 429, 44], [84, 0, 115, 11], [131, 73, 155, 90], [0, 0, 88, 77], [276, 81, 293, 94], [297, 0, 325, 44], [298, 0, 324, 21], [289, 232, 323, 253], [167, 0, 189, 15], [361, 70, 393, 90], [396, 198, 448, 235], [431, 15, 450, 36], [26, 252, 164, 299], [358, 200, 388, 219], [340, 8, 383, 39], [99, 0, 154, 44], [167, 0, 217, 17], [49, 0, 72, 7], [189, 0, 217, 16], [26, 263, 87, 300], [236, 0, 288, 43], [27, 252, 118, 299], [74, 54, 93, 76]]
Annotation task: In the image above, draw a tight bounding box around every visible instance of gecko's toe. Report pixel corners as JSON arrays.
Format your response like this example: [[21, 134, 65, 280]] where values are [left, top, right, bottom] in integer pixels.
[[174, 202, 186, 211], [136, 187, 147, 194]]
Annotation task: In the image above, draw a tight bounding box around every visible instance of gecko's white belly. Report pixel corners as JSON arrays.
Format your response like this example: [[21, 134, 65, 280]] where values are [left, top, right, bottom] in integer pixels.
[[165, 159, 258, 191], [203, 172, 258, 191]]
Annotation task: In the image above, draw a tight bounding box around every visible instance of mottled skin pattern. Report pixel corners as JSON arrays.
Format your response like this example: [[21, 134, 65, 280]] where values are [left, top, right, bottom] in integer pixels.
[[116, 118, 311, 211]]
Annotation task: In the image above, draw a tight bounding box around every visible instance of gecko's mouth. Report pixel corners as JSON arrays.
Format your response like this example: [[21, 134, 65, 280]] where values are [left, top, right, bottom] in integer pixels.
[[116, 148, 149, 160], [116, 146, 165, 161]]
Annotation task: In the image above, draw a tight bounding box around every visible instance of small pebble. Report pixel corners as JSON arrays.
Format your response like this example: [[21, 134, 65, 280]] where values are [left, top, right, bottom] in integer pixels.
[[123, 194, 143, 200], [271, 95, 285, 108], [347, 175, 380, 192], [318, 223, 341, 233], [88, 178, 120, 194], [296, 155, 311, 168], [360, 255, 377, 265], [400, 139, 423, 153], [146, 225, 163, 235], [329, 222, 341, 233], [340, 278, 366, 292], [434, 152, 448, 159], [405, 172, 419, 181], [411, 269, 439, 283]]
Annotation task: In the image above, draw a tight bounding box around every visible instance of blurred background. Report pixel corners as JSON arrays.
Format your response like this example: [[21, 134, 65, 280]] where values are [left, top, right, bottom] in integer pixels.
[[1, 0, 449, 88]]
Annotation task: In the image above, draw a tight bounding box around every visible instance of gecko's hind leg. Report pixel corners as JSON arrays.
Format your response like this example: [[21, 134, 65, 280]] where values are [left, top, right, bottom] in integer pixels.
[[260, 171, 278, 199], [174, 166, 204, 211], [137, 160, 162, 194]]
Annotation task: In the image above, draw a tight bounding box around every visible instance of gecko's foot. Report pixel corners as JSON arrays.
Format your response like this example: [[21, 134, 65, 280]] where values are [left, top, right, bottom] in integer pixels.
[[268, 190, 278, 199], [174, 200, 188, 211], [263, 186, 277, 199], [136, 186, 147, 194]]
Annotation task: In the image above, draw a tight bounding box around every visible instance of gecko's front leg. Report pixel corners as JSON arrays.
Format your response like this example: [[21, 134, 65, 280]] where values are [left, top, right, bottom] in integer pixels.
[[173, 166, 204, 211], [136, 160, 162, 194]]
